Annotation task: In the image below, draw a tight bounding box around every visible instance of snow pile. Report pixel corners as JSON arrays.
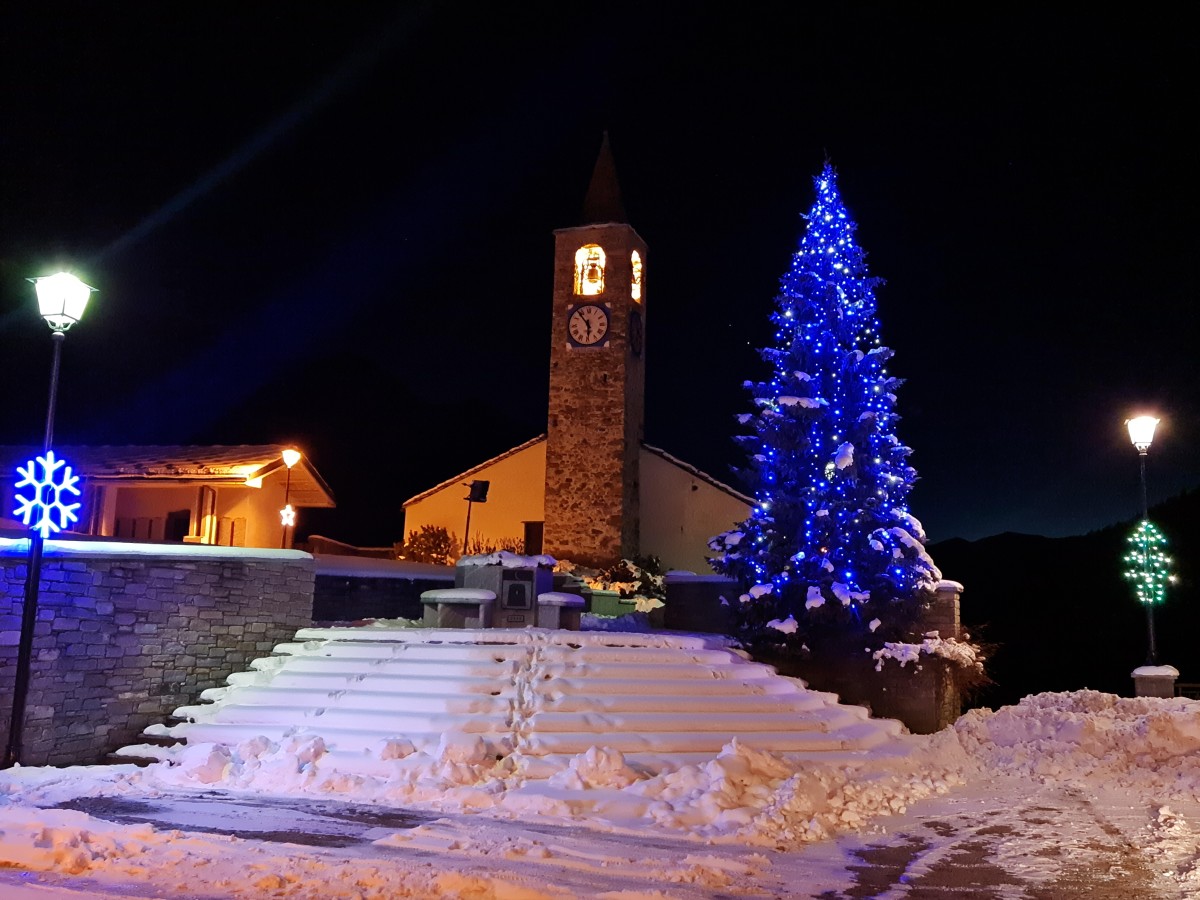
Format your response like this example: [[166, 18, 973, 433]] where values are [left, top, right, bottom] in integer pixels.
[[456, 550, 557, 569], [135, 731, 963, 849], [950, 690, 1200, 795], [871, 631, 986, 673], [624, 739, 963, 845]]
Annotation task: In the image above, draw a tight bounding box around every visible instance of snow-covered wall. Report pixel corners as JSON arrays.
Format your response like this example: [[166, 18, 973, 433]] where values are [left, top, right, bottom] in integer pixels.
[[0, 544, 315, 765]]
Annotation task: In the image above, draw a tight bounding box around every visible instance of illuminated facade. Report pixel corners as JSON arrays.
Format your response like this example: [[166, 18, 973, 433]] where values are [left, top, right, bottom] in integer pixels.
[[0, 444, 334, 550]]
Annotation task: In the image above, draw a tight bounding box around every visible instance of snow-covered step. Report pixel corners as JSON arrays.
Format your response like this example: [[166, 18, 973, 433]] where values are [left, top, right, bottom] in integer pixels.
[[521, 724, 899, 756], [173, 722, 510, 754], [529, 661, 776, 681], [524, 708, 864, 734], [218, 686, 519, 710], [272, 641, 534, 662], [133, 626, 906, 766], [269, 657, 522, 678], [254, 672, 516, 695], [543, 676, 798, 697], [200, 705, 511, 733], [536, 692, 827, 714]]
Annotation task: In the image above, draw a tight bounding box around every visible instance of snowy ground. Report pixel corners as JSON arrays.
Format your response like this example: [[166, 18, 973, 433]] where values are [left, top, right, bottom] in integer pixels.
[[2, 689, 1200, 898]]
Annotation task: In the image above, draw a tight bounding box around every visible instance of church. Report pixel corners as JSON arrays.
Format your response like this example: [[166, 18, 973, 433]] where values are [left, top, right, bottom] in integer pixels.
[[402, 138, 750, 573]]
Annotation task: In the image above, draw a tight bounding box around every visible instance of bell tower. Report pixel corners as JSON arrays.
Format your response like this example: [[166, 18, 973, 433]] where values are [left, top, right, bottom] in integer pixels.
[[543, 135, 647, 567]]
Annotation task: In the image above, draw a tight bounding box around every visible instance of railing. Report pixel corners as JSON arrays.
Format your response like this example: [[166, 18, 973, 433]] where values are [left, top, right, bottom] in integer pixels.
[[1175, 683, 1200, 700]]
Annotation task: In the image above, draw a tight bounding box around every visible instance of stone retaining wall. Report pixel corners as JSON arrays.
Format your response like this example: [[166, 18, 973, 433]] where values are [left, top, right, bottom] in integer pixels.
[[0, 542, 314, 766]]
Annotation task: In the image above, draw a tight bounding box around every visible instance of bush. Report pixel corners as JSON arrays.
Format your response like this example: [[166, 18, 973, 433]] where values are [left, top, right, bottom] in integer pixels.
[[401, 525, 459, 565]]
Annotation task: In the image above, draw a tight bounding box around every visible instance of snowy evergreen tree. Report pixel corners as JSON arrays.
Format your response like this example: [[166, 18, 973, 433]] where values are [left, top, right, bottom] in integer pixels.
[[710, 163, 940, 650]]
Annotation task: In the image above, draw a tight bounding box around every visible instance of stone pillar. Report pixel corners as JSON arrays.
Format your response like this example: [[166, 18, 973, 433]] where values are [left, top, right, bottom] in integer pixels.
[[924, 580, 962, 639], [1132, 665, 1179, 698]]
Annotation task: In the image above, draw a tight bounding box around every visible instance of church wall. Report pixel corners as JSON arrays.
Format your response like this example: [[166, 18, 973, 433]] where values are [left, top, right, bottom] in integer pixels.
[[401, 440, 546, 552], [639, 450, 751, 574]]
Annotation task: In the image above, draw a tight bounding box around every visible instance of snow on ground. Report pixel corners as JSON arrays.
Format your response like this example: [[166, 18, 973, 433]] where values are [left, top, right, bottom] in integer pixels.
[[2, 618, 1200, 896]]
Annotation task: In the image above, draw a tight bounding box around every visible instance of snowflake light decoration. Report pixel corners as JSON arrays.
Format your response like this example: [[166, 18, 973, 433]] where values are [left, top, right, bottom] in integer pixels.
[[13, 450, 82, 538]]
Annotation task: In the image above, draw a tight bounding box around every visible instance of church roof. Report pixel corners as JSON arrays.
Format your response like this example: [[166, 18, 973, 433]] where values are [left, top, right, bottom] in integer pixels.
[[579, 132, 627, 225], [401, 435, 547, 507], [641, 444, 754, 505], [402, 436, 752, 508]]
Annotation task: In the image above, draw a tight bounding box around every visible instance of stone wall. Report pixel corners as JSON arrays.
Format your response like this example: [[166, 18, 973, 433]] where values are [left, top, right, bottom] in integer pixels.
[[666, 578, 966, 734], [312, 572, 452, 622], [0, 543, 314, 766]]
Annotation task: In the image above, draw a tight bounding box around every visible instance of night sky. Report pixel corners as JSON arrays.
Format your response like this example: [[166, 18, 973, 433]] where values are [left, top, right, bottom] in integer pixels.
[[1, 5, 1195, 548]]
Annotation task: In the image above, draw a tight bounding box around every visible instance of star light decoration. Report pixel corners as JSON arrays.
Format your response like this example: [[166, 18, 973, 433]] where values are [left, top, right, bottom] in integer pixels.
[[280, 504, 296, 527], [13, 450, 82, 538], [1123, 519, 1175, 606]]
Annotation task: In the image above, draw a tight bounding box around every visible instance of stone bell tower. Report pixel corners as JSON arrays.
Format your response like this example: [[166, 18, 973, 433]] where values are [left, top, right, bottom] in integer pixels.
[[543, 135, 647, 567]]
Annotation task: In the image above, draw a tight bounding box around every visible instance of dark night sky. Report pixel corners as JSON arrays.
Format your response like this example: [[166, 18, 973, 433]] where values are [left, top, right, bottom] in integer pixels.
[[1, 4, 1196, 547]]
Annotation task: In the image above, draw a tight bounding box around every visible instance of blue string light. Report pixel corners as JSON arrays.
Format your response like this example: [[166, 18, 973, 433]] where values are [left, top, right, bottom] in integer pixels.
[[710, 162, 937, 621]]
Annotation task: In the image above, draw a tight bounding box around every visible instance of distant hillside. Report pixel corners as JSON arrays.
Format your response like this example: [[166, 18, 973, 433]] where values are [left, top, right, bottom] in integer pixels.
[[930, 488, 1198, 710]]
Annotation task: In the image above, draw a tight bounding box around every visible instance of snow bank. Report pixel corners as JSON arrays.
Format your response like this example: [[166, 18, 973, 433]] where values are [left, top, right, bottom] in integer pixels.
[[948, 690, 1200, 796]]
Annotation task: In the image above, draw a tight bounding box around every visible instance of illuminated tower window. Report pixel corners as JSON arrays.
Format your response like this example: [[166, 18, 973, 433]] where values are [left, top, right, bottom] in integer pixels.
[[631, 250, 643, 302], [574, 244, 606, 296]]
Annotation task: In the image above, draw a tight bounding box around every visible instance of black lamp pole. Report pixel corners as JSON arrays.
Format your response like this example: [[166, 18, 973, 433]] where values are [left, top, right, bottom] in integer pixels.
[[3, 273, 92, 769], [3, 331, 66, 769], [1137, 446, 1157, 665]]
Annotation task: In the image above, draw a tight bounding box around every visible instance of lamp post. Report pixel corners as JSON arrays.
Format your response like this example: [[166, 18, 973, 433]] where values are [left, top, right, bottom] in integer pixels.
[[462, 480, 489, 556], [3, 273, 94, 769], [279, 448, 301, 549], [1126, 414, 1160, 664]]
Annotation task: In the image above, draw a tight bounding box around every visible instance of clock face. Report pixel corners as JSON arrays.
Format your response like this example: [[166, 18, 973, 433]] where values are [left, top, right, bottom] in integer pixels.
[[568, 304, 610, 346]]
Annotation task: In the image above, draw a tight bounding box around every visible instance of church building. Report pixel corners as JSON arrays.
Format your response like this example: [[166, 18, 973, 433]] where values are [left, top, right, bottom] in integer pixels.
[[402, 137, 750, 572]]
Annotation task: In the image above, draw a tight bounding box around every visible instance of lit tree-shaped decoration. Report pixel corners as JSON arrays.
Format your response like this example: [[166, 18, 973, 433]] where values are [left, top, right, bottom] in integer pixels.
[[13, 450, 82, 539], [710, 163, 939, 648], [1123, 520, 1174, 607]]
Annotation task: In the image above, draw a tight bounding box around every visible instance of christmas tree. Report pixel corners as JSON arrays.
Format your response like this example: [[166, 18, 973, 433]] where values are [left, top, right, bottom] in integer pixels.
[[710, 163, 941, 650]]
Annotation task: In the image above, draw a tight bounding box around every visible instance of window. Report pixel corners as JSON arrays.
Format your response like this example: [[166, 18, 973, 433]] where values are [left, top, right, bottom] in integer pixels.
[[573, 244, 605, 295], [631, 250, 643, 302]]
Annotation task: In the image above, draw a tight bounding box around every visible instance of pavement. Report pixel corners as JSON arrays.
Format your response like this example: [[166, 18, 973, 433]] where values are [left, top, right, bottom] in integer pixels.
[[15, 775, 1199, 898]]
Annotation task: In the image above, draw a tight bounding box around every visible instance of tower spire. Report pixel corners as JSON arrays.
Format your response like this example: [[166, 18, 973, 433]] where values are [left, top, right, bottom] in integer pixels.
[[580, 132, 627, 225]]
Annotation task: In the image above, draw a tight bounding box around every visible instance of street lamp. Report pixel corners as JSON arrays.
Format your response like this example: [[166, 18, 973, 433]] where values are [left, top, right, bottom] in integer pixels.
[[3, 272, 95, 769], [1126, 414, 1160, 663], [280, 448, 301, 549]]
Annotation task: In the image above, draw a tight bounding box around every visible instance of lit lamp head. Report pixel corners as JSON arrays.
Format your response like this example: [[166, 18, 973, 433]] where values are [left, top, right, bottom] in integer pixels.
[[30, 272, 95, 333], [1126, 416, 1160, 455], [281, 449, 302, 469]]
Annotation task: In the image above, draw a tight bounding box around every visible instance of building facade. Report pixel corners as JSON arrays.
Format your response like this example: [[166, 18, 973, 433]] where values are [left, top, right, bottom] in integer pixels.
[[402, 137, 750, 572]]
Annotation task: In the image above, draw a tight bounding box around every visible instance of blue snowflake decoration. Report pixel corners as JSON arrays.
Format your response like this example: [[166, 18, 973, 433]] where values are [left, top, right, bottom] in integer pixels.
[[14, 450, 82, 538]]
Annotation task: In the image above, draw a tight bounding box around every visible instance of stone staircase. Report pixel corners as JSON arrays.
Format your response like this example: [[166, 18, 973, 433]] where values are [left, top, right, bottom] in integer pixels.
[[114, 626, 905, 772]]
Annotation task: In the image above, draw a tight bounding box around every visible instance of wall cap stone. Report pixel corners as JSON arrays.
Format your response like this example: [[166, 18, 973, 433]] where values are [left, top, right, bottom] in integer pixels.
[[1, 537, 312, 563]]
